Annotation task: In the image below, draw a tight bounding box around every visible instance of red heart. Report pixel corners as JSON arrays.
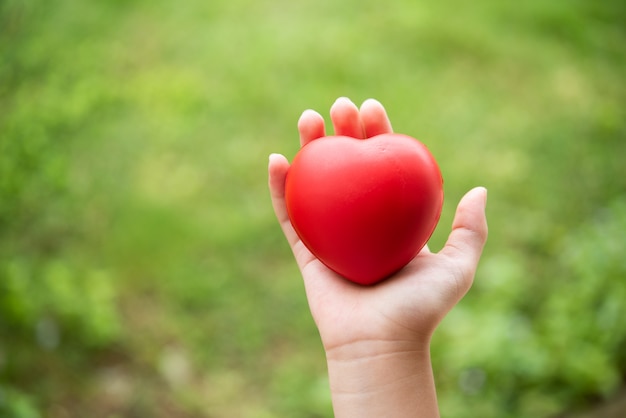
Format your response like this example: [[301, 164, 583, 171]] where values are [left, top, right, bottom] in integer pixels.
[[285, 134, 443, 285]]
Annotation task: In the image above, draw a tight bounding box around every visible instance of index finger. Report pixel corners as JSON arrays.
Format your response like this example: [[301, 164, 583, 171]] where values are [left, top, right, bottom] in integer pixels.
[[360, 98, 393, 137]]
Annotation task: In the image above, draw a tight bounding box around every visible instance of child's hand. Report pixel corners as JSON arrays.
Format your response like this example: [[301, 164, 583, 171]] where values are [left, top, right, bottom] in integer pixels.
[[268, 97, 488, 417]]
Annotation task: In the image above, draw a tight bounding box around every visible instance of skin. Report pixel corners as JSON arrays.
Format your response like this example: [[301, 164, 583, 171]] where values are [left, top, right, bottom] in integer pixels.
[[268, 97, 488, 418]]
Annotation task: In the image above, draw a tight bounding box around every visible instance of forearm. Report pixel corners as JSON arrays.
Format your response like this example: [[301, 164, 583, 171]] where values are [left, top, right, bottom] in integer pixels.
[[325, 339, 439, 418]]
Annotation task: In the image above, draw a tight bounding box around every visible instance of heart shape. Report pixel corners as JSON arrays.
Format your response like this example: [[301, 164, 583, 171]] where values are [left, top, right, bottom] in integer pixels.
[[285, 133, 444, 285]]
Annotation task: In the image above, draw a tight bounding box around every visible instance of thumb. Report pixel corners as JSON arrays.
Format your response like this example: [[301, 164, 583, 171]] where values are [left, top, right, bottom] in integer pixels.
[[439, 187, 488, 291]]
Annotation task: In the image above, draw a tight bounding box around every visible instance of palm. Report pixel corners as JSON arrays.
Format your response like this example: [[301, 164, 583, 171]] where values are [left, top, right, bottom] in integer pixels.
[[269, 98, 488, 353]]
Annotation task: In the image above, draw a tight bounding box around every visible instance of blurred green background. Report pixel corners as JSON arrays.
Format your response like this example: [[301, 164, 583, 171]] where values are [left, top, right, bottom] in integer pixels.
[[1, 0, 625, 417]]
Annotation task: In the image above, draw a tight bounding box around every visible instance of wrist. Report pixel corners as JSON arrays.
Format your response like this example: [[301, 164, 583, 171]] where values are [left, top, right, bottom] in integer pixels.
[[325, 339, 439, 418], [325, 337, 431, 363]]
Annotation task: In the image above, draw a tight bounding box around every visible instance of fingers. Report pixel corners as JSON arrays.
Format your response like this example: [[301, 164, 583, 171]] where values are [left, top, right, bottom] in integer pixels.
[[360, 98, 393, 137], [268, 153, 301, 248], [440, 187, 489, 293], [268, 153, 319, 272], [300, 97, 392, 144], [298, 109, 325, 147], [330, 97, 366, 138]]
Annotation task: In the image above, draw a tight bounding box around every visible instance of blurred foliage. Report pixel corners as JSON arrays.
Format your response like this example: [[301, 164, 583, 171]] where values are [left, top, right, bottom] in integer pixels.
[[1, 0, 625, 417]]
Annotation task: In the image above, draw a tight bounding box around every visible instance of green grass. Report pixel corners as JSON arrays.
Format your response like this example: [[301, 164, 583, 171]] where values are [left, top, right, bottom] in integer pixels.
[[1, 0, 625, 417]]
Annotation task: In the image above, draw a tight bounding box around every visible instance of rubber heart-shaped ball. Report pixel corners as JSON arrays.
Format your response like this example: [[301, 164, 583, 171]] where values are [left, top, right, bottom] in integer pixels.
[[285, 133, 443, 286]]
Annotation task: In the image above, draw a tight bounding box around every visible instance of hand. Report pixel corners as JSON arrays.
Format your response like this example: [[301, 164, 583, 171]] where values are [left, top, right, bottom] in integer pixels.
[[269, 97, 488, 351], [268, 97, 488, 417]]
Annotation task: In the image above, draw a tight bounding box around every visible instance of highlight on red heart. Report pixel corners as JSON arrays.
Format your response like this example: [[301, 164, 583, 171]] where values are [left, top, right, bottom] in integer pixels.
[[285, 133, 443, 285]]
